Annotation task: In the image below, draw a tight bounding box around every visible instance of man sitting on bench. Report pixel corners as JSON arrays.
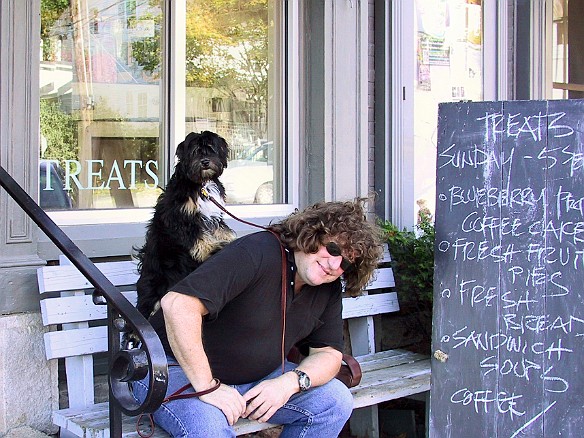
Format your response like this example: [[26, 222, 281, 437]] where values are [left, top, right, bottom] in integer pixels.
[[133, 198, 383, 437]]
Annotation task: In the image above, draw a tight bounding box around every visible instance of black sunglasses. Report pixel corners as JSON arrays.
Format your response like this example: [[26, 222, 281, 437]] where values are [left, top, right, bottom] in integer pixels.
[[325, 242, 355, 273]]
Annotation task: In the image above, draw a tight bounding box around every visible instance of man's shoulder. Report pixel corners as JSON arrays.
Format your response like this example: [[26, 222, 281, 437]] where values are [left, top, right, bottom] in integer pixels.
[[233, 230, 281, 251]]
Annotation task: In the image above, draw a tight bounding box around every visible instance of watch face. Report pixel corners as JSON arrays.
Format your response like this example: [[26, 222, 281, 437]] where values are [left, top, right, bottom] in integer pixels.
[[294, 369, 311, 391]]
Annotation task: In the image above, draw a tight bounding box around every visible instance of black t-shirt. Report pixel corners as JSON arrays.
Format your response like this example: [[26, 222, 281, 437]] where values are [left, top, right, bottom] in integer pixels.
[[149, 231, 344, 385]]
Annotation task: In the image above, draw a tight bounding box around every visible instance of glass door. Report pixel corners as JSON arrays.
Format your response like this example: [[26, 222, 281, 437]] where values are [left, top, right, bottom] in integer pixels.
[[550, 0, 584, 99], [410, 0, 494, 221]]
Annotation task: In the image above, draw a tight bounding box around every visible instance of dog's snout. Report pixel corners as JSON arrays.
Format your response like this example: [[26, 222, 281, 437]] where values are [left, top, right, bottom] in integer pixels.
[[201, 158, 210, 168]]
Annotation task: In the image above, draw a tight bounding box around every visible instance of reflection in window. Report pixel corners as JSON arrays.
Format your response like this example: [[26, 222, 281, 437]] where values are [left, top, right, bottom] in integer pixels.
[[413, 0, 483, 218], [40, 0, 287, 210], [184, 0, 285, 205], [552, 0, 584, 99], [39, 0, 163, 210]]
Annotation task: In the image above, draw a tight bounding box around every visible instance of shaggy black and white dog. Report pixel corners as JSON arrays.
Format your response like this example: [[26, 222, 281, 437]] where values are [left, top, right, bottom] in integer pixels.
[[134, 131, 236, 319]]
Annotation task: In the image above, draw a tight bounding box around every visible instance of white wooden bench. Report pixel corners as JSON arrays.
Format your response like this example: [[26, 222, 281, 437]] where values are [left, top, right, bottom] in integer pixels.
[[38, 253, 431, 438]]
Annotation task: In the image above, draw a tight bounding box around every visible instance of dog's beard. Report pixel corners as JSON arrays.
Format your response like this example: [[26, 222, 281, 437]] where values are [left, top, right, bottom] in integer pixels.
[[186, 159, 224, 184], [201, 168, 217, 179]]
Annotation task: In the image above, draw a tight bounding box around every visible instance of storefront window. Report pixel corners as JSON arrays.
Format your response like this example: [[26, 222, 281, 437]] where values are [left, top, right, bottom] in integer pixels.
[[39, 0, 164, 210], [413, 0, 484, 218], [39, 0, 285, 210]]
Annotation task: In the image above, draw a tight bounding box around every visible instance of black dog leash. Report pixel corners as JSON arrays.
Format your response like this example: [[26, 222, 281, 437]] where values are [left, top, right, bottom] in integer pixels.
[[201, 190, 363, 388], [200, 187, 276, 230]]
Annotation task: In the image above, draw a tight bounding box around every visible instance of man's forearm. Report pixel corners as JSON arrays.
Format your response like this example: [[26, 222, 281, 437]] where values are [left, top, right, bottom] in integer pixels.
[[294, 347, 342, 388], [161, 291, 216, 391], [161, 291, 247, 424]]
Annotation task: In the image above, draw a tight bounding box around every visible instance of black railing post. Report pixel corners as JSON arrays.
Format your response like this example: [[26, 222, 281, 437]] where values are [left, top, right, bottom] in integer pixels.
[[0, 165, 168, 435], [108, 305, 123, 437]]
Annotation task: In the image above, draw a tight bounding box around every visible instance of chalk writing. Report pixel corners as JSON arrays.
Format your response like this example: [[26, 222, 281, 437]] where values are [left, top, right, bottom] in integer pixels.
[[432, 101, 584, 437]]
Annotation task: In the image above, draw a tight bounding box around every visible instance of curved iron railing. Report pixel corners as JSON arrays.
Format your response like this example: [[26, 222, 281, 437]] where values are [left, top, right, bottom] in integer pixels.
[[0, 165, 168, 436]]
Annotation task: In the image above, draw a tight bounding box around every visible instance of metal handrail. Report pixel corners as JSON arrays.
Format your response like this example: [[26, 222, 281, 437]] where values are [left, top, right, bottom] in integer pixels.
[[0, 165, 168, 437]]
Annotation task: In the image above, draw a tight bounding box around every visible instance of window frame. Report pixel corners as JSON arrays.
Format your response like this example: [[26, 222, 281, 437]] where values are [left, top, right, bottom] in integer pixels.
[[39, 0, 300, 260]]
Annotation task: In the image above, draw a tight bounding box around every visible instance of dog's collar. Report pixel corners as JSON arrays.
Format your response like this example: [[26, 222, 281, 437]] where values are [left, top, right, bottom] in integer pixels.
[[200, 186, 210, 200]]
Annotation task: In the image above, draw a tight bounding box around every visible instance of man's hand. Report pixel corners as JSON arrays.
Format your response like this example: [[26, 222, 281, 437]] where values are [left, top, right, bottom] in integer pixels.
[[242, 372, 298, 423], [200, 383, 247, 425]]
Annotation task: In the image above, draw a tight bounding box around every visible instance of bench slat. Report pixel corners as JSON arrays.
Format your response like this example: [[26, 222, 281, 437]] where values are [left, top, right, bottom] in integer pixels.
[[38, 260, 138, 294], [355, 355, 431, 389], [38, 261, 391, 295], [45, 326, 108, 360], [353, 372, 431, 409], [41, 291, 137, 325], [53, 402, 168, 438], [356, 349, 428, 372], [42, 290, 396, 327], [351, 360, 431, 409], [365, 266, 395, 290], [341, 292, 398, 319]]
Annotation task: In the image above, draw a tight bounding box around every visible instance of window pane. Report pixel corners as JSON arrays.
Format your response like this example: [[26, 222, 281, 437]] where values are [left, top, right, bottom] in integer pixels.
[[551, 0, 584, 99], [184, 0, 285, 205], [413, 0, 484, 218], [39, 0, 164, 210]]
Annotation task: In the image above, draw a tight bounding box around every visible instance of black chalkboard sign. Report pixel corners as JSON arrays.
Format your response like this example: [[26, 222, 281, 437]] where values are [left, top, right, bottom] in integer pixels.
[[431, 100, 584, 437]]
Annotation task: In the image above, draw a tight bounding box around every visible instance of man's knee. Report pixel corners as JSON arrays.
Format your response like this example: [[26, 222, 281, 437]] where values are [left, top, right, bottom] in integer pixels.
[[314, 377, 353, 420], [154, 402, 235, 438], [330, 378, 354, 419]]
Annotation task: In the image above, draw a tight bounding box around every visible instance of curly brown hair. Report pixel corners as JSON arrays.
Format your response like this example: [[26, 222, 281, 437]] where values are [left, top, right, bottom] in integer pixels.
[[269, 198, 383, 296]]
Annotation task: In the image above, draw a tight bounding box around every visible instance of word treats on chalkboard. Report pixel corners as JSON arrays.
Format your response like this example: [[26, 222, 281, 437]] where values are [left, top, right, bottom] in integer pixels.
[[431, 100, 584, 438]]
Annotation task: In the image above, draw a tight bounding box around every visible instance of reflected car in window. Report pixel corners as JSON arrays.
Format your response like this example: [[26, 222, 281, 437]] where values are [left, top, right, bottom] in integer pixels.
[[39, 159, 73, 209], [222, 142, 274, 204]]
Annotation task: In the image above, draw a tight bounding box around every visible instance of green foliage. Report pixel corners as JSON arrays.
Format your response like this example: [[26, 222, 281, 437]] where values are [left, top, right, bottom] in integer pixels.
[[39, 99, 77, 162], [129, 10, 163, 78], [40, 0, 69, 61], [379, 212, 435, 308], [184, 0, 269, 94]]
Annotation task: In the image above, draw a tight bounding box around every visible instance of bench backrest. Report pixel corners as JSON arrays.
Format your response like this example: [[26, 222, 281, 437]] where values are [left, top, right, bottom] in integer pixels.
[[38, 252, 397, 408]]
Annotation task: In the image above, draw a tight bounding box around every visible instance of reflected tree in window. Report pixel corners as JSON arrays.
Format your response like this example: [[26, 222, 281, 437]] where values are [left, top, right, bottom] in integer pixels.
[[185, 0, 269, 139]]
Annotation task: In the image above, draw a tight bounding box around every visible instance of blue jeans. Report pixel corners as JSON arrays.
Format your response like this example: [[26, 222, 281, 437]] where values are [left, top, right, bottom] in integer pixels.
[[133, 358, 353, 438]]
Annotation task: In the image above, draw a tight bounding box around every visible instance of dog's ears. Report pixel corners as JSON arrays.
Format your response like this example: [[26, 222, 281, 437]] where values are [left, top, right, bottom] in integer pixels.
[[176, 132, 199, 161], [218, 137, 229, 168]]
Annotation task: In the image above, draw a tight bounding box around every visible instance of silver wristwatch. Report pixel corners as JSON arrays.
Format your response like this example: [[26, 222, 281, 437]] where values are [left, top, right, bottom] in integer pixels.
[[292, 369, 311, 391]]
